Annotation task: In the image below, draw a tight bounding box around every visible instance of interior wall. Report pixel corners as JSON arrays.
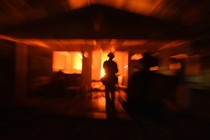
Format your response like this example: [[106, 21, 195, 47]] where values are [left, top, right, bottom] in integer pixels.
[[91, 49, 102, 80], [81, 48, 92, 91], [27, 45, 52, 93], [0, 39, 16, 106], [113, 51, 128, 86], [52, 51, 82, 74], [16, 43, 28, 104], [185, 43, 210, 119]]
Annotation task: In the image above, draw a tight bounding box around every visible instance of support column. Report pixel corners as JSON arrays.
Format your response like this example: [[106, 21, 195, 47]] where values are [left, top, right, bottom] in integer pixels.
[[81, 47, 93, 91]]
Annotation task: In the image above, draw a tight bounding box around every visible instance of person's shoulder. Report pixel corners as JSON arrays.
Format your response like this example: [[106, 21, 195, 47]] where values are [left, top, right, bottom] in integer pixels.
[[113, 61, 117, 64], [103, 60, 108, 64]]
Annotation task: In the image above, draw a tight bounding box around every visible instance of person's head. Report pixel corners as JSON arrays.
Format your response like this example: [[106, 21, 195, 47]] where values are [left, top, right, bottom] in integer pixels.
[[107, 52, 115, 60], [138, 52, 158, 71]]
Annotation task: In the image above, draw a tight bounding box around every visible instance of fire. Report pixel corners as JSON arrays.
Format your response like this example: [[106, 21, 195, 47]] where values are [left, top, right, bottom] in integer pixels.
[[100, 52, 109, 78], [100, 68, 105, 78]]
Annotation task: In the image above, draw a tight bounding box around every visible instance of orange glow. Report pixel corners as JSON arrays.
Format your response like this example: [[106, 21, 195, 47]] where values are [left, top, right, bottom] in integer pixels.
[[67, 0, 91, 9], [73, 53, 83, 71], [52, 51, 67, 72], [131, 53, 143, 60], [84, 51, 89, 58], [122, 0, 164, 15], [150, 66, 159, 71], [169, 63, 181, 70], [95, 0, 164, 15], [170, 54, 188, 59], [53, 51, 82, 74], [92, 50, 102, 80], [97, 96, 106, 110], [110, 47, 115, 53], [100, 52, 109, 78], [65, 0, 165, 19], [101, 68, 105, 78]]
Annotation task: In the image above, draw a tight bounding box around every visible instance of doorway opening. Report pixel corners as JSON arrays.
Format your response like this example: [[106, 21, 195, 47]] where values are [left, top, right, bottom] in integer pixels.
[[91, 50, 128, 90]]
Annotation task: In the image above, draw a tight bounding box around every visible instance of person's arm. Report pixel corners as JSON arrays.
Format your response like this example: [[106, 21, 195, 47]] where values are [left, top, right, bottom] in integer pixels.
[[115, 62, 119, 73]]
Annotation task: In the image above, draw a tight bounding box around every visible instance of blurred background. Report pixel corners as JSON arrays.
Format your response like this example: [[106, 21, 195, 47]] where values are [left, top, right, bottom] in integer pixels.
[[0, 0, 210, 139]]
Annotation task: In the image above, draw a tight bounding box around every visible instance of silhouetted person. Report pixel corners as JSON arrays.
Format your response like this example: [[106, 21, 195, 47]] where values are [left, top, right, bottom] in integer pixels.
[[121, 52, 164, 120], [102, 52, 118, 113]]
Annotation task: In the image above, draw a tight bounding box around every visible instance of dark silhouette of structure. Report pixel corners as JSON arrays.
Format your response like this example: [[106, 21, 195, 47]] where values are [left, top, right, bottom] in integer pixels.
[[121, 52, 164, 120], [102, 52, 118, 113]]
